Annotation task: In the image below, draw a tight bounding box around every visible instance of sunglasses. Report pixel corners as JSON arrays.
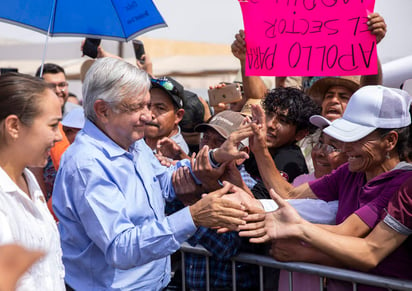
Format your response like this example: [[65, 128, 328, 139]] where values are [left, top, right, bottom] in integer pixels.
[[151, 77, 179, 95]]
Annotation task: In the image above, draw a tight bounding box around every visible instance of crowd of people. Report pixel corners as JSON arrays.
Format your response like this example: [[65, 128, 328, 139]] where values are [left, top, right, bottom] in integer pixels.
[[0, 9, 411, 291]]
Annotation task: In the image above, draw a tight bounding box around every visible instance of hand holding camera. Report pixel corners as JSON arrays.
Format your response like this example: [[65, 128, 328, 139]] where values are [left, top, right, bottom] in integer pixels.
[[208, 83, 243, 107]]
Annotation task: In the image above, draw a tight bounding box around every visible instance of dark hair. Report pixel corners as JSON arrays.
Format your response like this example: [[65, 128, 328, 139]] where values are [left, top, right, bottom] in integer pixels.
[[180, 90, 205, 132], [262, 87, 321, 134], [35, 63, 66, 77], [0, 73, 50, 126], [376, 127, 410, 161]]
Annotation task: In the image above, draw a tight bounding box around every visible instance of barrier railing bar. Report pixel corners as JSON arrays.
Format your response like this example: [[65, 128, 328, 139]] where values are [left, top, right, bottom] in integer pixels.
[[206, 255, 210, 291], [319, 276, 323, 291], [179, 243, 412, 291], [180, 251, 186, 291], [259, 265, 264, 291], [234, 252, 412, 290]]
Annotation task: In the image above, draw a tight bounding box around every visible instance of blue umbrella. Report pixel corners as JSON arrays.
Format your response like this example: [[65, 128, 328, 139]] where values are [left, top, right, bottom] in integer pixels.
[[0, 0, 167, 41], [0, 0, 166, 75]]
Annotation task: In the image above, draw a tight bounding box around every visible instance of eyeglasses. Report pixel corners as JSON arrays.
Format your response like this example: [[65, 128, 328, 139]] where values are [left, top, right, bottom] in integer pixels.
[[48, 82, 68, 91], [313, 141, 342, 154]]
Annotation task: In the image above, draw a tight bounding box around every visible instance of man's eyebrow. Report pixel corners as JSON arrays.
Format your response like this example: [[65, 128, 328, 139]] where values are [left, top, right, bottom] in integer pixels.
[[276, 111, 289, 119]]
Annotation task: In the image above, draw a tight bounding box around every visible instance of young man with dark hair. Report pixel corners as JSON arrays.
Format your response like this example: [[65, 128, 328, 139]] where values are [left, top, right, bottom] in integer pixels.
[[36, 63, 80, 116], [244, 87, 321, 198]]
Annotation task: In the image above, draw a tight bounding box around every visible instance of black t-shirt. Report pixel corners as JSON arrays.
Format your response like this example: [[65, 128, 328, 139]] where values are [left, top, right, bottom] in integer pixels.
[[244, 144, 308, 199]]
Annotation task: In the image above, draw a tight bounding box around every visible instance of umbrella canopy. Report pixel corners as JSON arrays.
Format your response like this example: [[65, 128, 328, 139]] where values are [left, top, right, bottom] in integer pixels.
[[0, 0, 167, 41]]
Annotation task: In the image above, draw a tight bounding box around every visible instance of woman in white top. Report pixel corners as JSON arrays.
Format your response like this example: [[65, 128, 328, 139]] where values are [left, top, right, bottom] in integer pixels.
[[0, 73, 65, 290]]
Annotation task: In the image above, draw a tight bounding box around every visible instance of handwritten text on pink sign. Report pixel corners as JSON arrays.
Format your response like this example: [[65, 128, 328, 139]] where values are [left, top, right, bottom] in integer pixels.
[[240, 0, 377, 76]]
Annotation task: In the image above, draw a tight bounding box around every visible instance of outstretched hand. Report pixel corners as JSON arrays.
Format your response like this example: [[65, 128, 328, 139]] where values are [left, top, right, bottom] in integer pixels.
[[172, 166, 203, 205], [249, 104, 268, 153], [156, 137, 189, 161], [213, 121, 254, 164], [189, 181, 248, 230], [192, 145, 226, 192], [238, 189, 304, 243]]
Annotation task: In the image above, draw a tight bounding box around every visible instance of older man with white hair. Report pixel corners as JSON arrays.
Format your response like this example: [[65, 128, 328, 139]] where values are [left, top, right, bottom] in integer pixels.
[[52, 57, 248, 290]]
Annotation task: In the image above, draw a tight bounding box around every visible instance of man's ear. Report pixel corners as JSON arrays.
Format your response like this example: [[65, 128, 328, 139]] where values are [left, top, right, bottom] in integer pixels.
[[295, 128, 309, 142], [174, 108, 185, 125], [93, 100, 111, 123]]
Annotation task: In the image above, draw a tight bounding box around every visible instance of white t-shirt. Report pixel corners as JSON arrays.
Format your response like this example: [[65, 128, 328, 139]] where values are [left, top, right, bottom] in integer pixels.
[[260, 198, 339, 225], [0, 167, 65, 291]]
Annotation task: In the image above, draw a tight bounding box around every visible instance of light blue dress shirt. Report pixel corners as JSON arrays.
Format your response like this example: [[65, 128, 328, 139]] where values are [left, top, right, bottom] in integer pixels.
[[53, 120, 197, 290]]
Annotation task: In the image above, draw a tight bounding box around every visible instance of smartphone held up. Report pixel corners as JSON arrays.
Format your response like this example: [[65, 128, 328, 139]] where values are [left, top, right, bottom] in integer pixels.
[[82, 38, 101, 59], [133, 39, 145, 64], [208, 83, 243, 107]]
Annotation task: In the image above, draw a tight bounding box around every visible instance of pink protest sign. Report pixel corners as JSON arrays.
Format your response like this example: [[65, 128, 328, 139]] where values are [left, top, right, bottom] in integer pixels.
[[240, 0, 377, 76]]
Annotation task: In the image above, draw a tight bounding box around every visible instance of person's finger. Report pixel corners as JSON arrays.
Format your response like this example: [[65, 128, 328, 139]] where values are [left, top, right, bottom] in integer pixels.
[[182, 167, 194, 184], [213, 215, 246, 228], [218, 103, 228, 109], [235, 31, 246, 46], [235, 151, 249, 160], [368, 20, 386, 32], [172, 168, 181, 187], [208, 181, 233, 198], [238, 220, 266, 233], [216, 227, 232, 234], [195, 145, 209, 171], [250, 104, 265, 124], [238, 225, 267, 238], [244, 212, 266, 223], [249, 235, 271, 244], [239, 29, 245, 39], [193, 145, 206, 171], [268, 188, 288, 208], [189, 151, 197, 170]]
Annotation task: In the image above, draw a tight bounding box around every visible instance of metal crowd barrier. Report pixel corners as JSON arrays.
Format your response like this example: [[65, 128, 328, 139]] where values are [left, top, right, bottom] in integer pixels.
[[179, 242, 412, 291]]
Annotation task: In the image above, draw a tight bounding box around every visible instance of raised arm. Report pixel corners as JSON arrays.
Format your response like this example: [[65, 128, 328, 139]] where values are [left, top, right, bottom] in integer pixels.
[[249, 104, 316, 198], [360, 13, 387, 86], [231, 29, 268, 100], [239, 190, 407, 271]]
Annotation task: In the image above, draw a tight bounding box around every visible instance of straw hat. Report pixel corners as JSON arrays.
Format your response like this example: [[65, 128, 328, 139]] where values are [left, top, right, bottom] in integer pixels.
[[240, 98, 263, 117], [307, 76, 361, 105]]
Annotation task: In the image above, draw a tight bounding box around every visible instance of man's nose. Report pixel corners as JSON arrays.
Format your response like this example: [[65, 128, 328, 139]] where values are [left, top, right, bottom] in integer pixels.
[[141, 107, 152, 122], [266, 116, 277, 129]]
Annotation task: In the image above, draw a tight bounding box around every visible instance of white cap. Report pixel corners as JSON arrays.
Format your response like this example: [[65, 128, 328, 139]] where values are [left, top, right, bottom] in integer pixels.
[[61, 107, 85, 129], [323, 86, 412, 142], [309, 115, 331, 129]]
